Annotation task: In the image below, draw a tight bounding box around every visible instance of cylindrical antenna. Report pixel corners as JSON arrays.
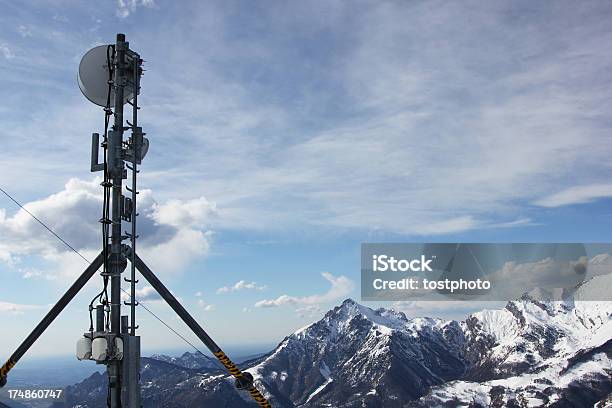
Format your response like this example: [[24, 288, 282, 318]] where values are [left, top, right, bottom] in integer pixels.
[[96, 305, 105, 332]]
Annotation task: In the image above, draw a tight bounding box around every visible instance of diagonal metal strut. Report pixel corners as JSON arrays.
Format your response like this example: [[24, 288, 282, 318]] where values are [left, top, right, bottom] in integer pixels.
[[0, 251, 105, 387], [133, 253, 272, 408]]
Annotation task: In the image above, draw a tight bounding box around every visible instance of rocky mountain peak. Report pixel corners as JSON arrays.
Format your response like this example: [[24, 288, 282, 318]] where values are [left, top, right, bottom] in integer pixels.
[[324, 298, 410, 332], [58, 294, 611, 408]]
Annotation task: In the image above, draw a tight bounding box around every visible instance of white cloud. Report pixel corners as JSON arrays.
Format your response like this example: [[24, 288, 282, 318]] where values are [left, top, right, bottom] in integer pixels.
[[255, 272, 354, 308], [411, 216, 479, 236], [21, 270, 41, 279], [197, 299, 215, 311], [0, 178, 103, 256], [17, 25, 32, 37], [217, 280, 266, 294], [0, 43, 14, 59], [135, 286, 161, 301], [0, 246, 17, 266], [52, 14, 68, 23], [296, 305, 323, 318], [151, 197, 215, 228], [490, 218, 534, 229], [20, 267, 49, 280], [122, 285, 183, 304], [534, 184, 612, 208], [17, 245, 101, 283], [137, 228, 211, 277], [0, 301, 41, 314], [116, 0, 156, 19], [195, 291, 203, 297], [0, 178, 214, 279]]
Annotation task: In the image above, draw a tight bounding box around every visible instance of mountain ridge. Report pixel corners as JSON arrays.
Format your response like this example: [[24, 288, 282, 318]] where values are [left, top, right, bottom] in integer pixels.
[[55, 277, 611, 407]]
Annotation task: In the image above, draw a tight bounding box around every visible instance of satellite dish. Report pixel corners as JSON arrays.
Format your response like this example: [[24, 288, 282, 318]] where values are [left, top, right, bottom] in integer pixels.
[[78, 45, 135, 107]]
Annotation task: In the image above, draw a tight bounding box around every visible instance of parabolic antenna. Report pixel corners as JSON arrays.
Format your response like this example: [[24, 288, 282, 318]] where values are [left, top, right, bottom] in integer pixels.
[[78, 45, 135, 107]]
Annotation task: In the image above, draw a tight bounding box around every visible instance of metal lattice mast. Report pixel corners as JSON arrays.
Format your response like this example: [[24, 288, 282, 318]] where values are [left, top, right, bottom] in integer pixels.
[[107, 32, 126, 408], [0, 32, 272, 408]]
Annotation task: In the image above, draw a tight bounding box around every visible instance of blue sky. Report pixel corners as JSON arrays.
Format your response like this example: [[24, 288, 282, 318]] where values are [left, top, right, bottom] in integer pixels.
[[1, 0, 612, 358]]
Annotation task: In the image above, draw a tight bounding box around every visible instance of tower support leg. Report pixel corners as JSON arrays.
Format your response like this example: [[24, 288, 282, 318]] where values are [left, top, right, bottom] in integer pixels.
[[0, 251, 105, 387], [133, 253, 272, 408]]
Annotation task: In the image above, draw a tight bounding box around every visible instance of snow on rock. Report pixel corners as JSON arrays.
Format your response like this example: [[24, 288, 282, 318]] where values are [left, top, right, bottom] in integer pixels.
[[60, 279, 612, 408]]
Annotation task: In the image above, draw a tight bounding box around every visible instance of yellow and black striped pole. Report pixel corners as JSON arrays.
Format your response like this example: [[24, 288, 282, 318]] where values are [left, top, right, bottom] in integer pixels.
[[214, 350, 271, 407], [0, 358, 15, 386]]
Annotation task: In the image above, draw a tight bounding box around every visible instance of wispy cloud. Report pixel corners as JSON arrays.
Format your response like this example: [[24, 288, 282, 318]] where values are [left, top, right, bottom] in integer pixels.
[[134, 286, 161, 302], [255, 272, 354, 308], [296, 305, 323, 318], [17, 25, 32, 38], [2, 2, 611, 237], [0, 43, 14, 59], [122, 285, 182, 303], [0, 300, 41, 314], [197, 299, 215, 311], [116, 0, 156, 19], [217, 280, 266, 294], [534, 184, 612, 208], [52, 14, 68, 23], [410, 216, 479, 236], [115, 2, 612, 236]]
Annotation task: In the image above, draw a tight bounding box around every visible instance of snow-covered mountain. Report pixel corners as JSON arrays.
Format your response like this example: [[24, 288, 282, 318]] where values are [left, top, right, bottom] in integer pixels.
[[56, 275, 611, 407], [237, 298, 468, 406], [149, 351, 222, 371], [415, 277, 612, 407], [53, 357, 214, 408]]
